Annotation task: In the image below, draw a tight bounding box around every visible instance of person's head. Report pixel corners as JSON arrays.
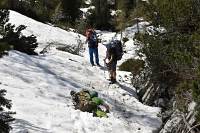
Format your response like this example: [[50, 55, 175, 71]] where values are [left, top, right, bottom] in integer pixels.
[[86, 28, 94, 38], [88, 28, 93, 33], [106, 41, 115, 53], [86, 25, 93, 30]]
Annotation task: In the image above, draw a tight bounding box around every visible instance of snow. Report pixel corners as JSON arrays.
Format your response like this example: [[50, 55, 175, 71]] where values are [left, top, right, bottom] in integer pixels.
[[123, 22, 150, 38], [85, 0, 92, 5], [97, 21, 149, 66], [0, 10, 162, 133], [80, 6, 95, 19], [80, 6, 95, 13], [8, 11, 86, 52]]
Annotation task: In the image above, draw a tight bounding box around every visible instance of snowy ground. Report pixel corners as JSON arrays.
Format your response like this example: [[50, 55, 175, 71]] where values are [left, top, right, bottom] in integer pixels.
[[0, 11, 161, 133]]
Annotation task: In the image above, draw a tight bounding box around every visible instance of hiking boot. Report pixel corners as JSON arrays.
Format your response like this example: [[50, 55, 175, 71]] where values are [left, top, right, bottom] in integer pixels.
[[109, 79, 116, 84], [107, 78, 111, 81], [96, 64, 101, 67], [91, 64, 95, 67]]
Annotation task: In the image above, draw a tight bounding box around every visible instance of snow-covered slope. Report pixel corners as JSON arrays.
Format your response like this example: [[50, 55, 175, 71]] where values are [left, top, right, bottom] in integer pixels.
[[8, 11, 86, 52], [0, 11, 162, 133]]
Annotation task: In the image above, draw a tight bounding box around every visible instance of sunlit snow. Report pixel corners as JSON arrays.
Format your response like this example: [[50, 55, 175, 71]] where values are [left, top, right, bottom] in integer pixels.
[[0, 10, 162, 133]]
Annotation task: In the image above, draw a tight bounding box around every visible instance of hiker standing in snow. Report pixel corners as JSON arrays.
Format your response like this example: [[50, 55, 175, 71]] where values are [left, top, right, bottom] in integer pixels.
[[104, 40, 123, 84], [85, 28, 100, 66]]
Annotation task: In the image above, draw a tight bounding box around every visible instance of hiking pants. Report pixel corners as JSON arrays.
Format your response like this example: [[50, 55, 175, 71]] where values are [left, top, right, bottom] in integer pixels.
[[89, 47, 99, 65]]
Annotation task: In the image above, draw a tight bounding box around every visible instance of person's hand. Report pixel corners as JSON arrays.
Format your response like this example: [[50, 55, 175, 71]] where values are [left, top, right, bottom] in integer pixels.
[[105, 59, 110, 64]]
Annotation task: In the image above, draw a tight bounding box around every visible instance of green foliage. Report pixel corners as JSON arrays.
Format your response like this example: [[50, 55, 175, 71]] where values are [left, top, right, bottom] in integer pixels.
[[0, 9, 9, 34], [175, 81, 193, 113], [60, 0, 81, 24], [114, 0, 139, 31], [0, 9, 38, 55], [75, 19, 88, 35], [192, 79, 200, 121], [135, 0, 200, 32], [91, 0, 111, 30], [3, 24, 38, 55], [85, 8, 96, 28], [116, 0, 137, 17], [134, 0, 200, 122], [0, 89, 14, 133], [1, 0, 62, 22], [119, 58, 145, 76], [0, 10, 10, 56], [0, 41, 10, 57], [135, 32, 200, 84], [176, 76, 200, 121], [114, 10, 126, 32], [0, 9, 11, 57]]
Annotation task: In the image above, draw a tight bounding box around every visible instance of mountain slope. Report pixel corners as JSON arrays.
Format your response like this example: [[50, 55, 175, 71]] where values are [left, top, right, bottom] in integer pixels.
[[8, 11, 86, 52], [0, 11, 162, 133]]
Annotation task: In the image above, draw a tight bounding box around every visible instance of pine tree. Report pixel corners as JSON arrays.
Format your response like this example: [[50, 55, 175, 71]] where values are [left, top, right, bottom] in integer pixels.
[[60, 0, 81, 24], [134, 0, 200, 123], [114, 0, 139, 35], [116, 0, 138, 17], [0, 89, 14, 133], [0, 9, 10, 57], [0, 9, 38, 55], [92, 0, 110, 30]]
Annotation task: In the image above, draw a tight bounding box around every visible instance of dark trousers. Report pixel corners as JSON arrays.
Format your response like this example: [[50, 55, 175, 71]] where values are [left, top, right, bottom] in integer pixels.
[[89, 47, 99, 65]]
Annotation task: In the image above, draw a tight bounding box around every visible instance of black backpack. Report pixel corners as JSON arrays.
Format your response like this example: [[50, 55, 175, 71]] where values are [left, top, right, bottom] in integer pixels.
[[108, 40, 123, 61]]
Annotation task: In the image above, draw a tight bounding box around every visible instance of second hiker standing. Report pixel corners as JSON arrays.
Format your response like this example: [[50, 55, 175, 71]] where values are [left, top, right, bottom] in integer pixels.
[[85, 28, 100, 66], [104, 40, 123, 84]]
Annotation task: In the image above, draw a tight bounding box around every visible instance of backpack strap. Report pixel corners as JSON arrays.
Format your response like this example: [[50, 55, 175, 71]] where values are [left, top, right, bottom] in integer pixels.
[[86, 29, 98, 48]]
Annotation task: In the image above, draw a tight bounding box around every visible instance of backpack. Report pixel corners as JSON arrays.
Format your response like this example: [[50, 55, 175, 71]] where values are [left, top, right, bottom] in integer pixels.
[[70, 90, 97, 112], [70, 90, 109, 117], [108, 40, 123, 61]]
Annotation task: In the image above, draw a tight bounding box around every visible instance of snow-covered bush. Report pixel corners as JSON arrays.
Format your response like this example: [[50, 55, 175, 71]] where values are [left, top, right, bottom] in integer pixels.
[[56, 33, 84, 56], [56, 43, 84, 56]]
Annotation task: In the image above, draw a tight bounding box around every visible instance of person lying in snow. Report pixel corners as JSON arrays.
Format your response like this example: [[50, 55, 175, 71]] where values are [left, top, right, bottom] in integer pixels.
[[70, 89, 109, 117]]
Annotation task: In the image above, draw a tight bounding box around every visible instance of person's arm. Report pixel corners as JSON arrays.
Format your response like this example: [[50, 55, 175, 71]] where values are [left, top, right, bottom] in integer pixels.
[[94, 31, 98, 46], [107, 55, 113, 64], [85, 30, 90, 43], [104, 49, 114, 64]]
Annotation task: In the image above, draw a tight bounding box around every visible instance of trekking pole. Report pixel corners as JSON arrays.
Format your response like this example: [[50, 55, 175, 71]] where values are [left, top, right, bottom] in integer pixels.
[[103, 60, 106, 79]]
